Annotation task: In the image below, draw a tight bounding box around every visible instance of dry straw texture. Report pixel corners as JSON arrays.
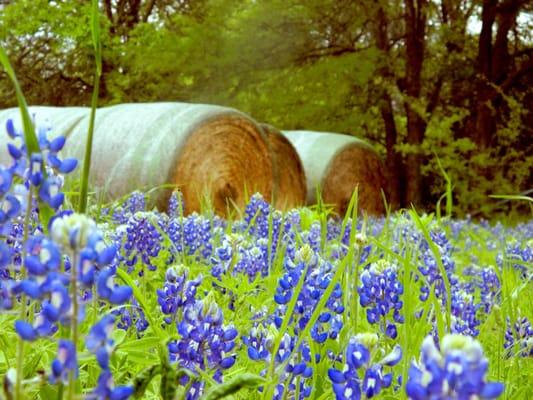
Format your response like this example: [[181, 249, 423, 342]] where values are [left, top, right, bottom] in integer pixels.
[[261, 124, 306, 210], [0, 103, 273, 216], [283, 130, 388, 216]]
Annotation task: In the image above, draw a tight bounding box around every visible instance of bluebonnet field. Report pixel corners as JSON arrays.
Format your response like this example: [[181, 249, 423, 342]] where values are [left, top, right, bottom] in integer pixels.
[[0, 119, 531, 400]]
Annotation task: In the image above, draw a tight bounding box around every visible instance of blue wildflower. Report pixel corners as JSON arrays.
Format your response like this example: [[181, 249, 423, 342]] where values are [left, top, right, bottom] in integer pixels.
[[49, 340, 78, 384], [168, 293, 237, 398], [89, 370, 134, 400], [157, 265, 201, 324], [168, 189, 185, 219], [504, 316, 533, 357], [86, 315, 116, 370], [328, 333, 402, 399], [406, 334, 504, 399], [358, 260, 404, 338], [96, 266, 132, 305]]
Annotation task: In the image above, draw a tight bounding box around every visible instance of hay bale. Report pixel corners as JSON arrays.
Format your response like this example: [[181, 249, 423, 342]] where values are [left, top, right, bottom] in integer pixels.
[[0, 106, 89, 165], [0, 103, 273, 216], [283, 130, 388, 216], [260, 124, 306, 210]]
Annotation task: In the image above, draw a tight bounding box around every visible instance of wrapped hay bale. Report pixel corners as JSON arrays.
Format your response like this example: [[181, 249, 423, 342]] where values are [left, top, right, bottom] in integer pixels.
[[0, 103, 273, 216], [260, 124, 306, 210], [0, 106, 90, 164], [66, 103, 273, 215], [283, 130, 388, 216]]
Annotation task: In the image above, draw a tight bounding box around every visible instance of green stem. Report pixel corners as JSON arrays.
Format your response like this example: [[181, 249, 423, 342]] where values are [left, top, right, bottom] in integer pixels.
[[57, 383, 64, 400], [78, 72, 99, 213], [15, 186, 34, 400], [67, 252, 79, 400], [352, 248, 361, 333], [114, 268, 168, 362], [262, 262, 311, 400]]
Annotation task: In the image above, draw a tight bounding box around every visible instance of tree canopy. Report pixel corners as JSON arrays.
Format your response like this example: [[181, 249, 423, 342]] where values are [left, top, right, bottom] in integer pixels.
[[1, 0, 531, 218]]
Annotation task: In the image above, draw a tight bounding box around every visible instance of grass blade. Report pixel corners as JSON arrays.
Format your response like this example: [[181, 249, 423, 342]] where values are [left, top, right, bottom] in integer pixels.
[[0, 47, 40, 155], [78, 0, 102, 213]]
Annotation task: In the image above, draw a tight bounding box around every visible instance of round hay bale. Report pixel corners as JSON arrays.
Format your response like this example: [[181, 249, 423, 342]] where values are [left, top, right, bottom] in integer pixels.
[[260, 124, 306, 210], [283, 130, 388, 216], [65, 103, 272, 215], [0, 106, 89, 166], [0, 103, 273, 216]]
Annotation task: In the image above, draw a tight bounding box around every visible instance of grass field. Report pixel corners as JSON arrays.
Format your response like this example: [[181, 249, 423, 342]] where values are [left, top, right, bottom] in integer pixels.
[[1, 173, 531, 399]]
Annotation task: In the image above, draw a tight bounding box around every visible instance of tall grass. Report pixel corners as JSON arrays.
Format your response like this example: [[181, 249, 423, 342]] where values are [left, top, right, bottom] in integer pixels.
[[78, 0, 102, 213]]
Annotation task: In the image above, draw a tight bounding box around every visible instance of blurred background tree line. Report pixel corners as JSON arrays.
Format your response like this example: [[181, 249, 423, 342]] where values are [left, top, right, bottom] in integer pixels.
[[0, 0, 531, 219]]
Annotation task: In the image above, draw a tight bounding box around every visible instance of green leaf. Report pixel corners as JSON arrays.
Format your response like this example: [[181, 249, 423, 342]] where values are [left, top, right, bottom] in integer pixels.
[[489, 194, 533, 203], [132, 364, 161, 398], [160, 361, 178, 400], [0, 46, 40, 155], [202, 373, 266, 400]]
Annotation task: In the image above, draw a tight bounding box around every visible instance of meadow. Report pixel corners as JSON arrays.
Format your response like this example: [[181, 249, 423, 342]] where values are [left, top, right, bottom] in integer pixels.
[[0, 119, 531, 399], [0, 1, 532, 398]]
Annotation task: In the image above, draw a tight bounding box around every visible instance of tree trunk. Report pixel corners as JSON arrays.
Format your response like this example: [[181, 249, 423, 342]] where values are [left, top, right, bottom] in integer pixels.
[[473, 0, 523, 149], [374, 6, 401, 208], [404, 0, 427, 207]]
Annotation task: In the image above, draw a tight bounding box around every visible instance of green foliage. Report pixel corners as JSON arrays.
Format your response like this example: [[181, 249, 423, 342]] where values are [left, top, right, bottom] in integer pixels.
[[421, 99, 532, 219], [0, 0, 531, 220]]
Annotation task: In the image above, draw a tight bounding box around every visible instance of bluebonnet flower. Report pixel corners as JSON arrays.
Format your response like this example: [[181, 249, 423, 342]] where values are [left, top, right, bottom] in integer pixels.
[[497, 239, 532, 279], [504, 316, 532, 357], [103, 191, 147, 225], [243, 321, 278, 362], [15, 312, 56, 341], [86, 315, 134, 400], [210, 235, 235, 278], [113, 298, 148, 334], [40, 276, 72, 323], [51, 213, 129, 304], [96, 266, 132, 305], [242, 321, 313, 400], [117, 211, 163, 272], [168, 293, 237, 399], [0, 240, 13, 283], [13, 213, 128, 344], [13, 271, 72, 341], [168, 189, 185, 219], [406, 334, 504, 399], [238, 194, 292, 267], [86, 315, 116, 370], [449, 285, 481, 336], [0, 165, 13, 195], [301, 221, 322, 252], [5, 118, 76, 213], [243, 193, 271, 239], [328, 333, 402, 399], [0, 276, 13, 309], [211, 234, 270, 281], [417, 230, 457, 305], [157, 264, 201, 324], [0, 193, 21, 226], [38, 175, 65, 210], [5, 118, 77, 178], [89, 370, 134, 400], [23, 235, 61, 275], [358, 260, 404, 338], [50, 213, 98, 254], [166, 212, 216, 262], [463, 265, 500, 314], [49, 340, 78, 384], [2, 220, 27, 271], [274, 244, 344, 343]]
